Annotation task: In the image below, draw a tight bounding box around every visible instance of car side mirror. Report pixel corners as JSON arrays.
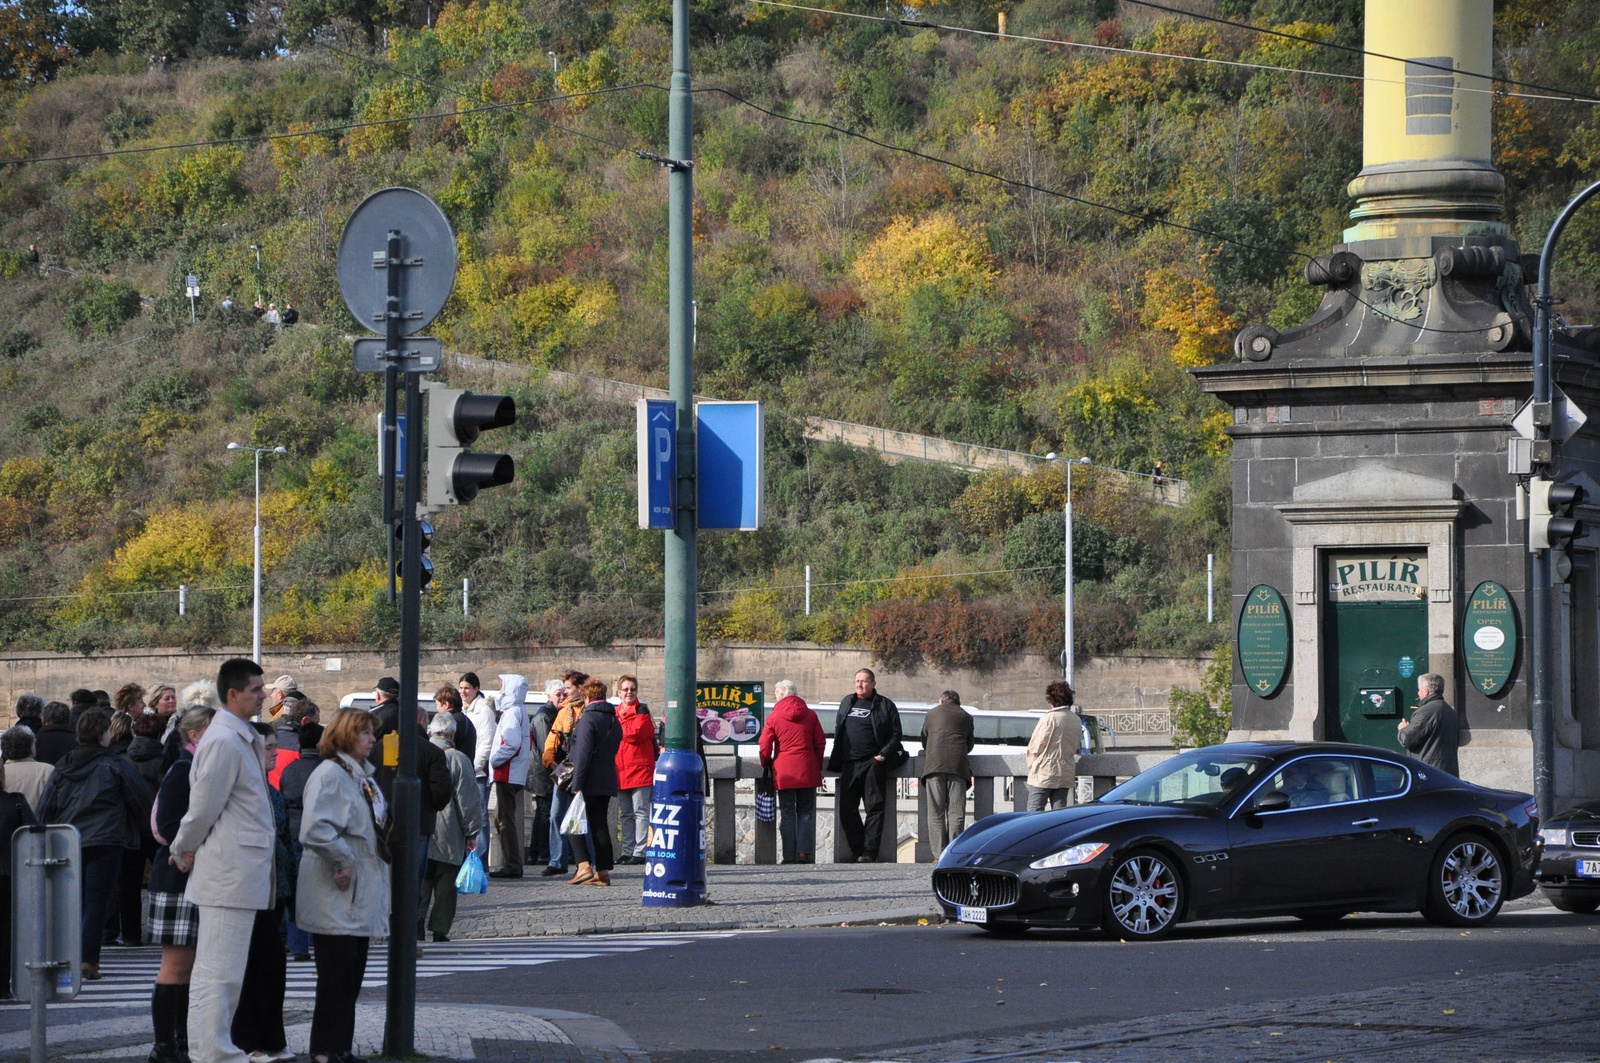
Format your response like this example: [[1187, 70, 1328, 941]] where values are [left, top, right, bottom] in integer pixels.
[[1253, 790, 1290, 813]]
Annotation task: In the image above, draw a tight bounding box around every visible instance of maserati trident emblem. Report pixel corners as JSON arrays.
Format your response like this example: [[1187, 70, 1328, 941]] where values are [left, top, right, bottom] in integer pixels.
[[969, 876, 980, 901]]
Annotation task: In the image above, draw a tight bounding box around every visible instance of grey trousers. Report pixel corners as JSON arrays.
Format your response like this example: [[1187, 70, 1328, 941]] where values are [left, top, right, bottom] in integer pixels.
[[1027, 785, 1074, 812], [923, 773, 968, 858], [617, 786, 651, 856]]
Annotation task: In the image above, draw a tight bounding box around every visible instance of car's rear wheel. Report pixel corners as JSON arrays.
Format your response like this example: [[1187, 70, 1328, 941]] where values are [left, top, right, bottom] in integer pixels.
[[1424, 833, 1505, 927], [1100, 848, 1184, 941], [1544, 889, 1600, 914], [1291, 909, 1351, 926]]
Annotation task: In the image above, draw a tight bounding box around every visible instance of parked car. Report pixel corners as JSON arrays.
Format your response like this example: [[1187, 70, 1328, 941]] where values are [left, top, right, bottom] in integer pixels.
[[932, 741, 1539, 940], [1535, 799, 1600, 912]]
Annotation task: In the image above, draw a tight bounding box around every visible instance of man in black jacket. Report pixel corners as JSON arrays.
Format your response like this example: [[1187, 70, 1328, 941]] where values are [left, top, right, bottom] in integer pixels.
[[34, 702, 77, 765], [828, 669, 903, 863], [372, 701, 452, 932], [1398, 673, 1460, 775]]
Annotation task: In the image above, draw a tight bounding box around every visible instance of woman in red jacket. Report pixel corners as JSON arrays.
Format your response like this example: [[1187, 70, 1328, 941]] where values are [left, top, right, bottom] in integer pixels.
[[612, 676, 658, 865], [758, 680, 827, 863]]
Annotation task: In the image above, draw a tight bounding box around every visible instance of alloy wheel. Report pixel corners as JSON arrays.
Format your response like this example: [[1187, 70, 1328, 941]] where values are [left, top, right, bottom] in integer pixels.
[[1106, 852, 1181, 938], [1439, 838, 1503, 921]]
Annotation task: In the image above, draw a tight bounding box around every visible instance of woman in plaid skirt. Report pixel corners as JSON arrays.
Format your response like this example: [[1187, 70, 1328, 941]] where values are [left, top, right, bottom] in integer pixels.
[[146, 705, 214, 1063]]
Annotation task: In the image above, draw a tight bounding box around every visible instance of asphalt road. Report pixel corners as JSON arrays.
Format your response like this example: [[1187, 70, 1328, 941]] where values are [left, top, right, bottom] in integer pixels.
[[416, 902, 1600, 1062]]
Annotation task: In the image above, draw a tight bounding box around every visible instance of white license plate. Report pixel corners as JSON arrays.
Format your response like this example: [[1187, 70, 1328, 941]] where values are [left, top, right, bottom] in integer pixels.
[[957, 905, 988, 924], [1579, 860, 1600, 878]]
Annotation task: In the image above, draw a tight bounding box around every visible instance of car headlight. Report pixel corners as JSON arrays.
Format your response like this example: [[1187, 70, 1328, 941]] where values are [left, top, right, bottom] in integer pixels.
[[1539, 827, 1568, 846], [1029, 842, 1108, 870]]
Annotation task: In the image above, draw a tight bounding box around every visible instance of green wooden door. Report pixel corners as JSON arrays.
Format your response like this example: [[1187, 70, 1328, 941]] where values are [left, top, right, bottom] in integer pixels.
[[1323, 599, 1428, 751]]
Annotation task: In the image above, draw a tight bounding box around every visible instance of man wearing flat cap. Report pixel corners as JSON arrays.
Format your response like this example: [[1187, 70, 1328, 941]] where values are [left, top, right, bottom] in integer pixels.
[[264, 674, 299, 721]]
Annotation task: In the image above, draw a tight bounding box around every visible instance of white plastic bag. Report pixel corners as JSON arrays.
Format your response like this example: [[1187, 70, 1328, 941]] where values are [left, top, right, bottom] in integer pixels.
[[559, 791, 588, 835]]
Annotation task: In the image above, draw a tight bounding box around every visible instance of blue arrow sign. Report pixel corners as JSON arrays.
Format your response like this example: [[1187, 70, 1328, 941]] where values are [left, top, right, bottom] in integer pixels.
[[637, 398, 676, 529]]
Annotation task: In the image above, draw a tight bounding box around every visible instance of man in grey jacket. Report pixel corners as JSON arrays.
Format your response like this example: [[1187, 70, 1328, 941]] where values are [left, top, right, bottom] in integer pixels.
[[919, 690, 974, 858], [1398, 673, 1460, 775], [170, 659, 274, 1063]]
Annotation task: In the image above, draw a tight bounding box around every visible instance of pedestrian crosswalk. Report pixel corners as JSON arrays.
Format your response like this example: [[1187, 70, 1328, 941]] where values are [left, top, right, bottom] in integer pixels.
[[1, 931, 759, 1010]]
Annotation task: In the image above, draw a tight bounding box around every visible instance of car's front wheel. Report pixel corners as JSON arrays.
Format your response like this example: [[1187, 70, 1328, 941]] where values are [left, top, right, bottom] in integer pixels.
[[1544, 888, 1600, 914], [1424, 833, 1505, 927], [1100, 848, 1184, 941]]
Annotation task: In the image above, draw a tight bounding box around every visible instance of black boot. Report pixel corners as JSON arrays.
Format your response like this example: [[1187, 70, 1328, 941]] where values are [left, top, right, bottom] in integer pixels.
[[173, 983, 192, 1063], [147, 984, 180, 1063]]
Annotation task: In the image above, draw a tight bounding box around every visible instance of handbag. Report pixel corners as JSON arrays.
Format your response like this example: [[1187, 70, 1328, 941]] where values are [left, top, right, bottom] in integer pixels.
[[553, 760, 576, 794], [755, 767, 776, 823], [559, 791, 589, 836], [455, 850, 488, 894]]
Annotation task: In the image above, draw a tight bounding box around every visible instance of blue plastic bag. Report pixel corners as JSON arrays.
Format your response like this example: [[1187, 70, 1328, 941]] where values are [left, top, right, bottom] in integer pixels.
[[455, 849, 488, 895]]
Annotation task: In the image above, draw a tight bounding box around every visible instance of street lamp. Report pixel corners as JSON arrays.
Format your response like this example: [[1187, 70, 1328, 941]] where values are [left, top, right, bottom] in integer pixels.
[[548, 51, 558, 72], [1045, 453, 1092, 686], [227, 442, 287, 665]]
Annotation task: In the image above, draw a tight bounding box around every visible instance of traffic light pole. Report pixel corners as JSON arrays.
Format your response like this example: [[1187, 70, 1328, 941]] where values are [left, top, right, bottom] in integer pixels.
[[383, 228, 421, 1058], [663, 0, 698, 754], [1529, 177, 1600, 821]]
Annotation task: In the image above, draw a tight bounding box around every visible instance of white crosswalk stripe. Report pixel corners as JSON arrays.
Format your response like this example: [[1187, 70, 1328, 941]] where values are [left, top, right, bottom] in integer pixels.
[[3, 931, 761, 1010]]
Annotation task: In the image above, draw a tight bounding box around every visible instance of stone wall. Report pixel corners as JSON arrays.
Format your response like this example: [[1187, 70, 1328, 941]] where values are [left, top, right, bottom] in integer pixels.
[[0, 641, 1205, 736]]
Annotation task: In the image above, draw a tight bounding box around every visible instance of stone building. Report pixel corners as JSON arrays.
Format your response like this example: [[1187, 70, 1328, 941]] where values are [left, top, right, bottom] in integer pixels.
[[1194, 0, 1600, 804]]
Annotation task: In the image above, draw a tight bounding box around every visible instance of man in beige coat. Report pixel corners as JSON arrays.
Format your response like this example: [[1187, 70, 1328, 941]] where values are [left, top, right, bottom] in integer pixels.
[[170, 659, 275, 1063], [1026, 680, 1080, 812]]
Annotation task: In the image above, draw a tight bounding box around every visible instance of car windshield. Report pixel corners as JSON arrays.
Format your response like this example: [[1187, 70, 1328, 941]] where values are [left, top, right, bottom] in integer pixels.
[[1099, 750, 1275, 810]]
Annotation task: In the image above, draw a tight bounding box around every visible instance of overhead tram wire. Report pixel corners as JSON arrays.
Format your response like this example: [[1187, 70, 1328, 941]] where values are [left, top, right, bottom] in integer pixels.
[[1121, 0, 1600, 106], [0, 81, 664, 168], [698, 85, 1507, 336], [747, 0, 1600, 107]]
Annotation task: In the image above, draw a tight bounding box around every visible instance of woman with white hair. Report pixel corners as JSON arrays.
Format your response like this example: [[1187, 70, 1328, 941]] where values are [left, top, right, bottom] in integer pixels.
[[420, 710, 485, 942], [758, 680, 827, 863]]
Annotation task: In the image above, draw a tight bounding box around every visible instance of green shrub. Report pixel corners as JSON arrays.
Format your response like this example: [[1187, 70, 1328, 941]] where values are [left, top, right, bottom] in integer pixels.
[[64, 281, 142, 337], [1170, 648, 1232, 749]]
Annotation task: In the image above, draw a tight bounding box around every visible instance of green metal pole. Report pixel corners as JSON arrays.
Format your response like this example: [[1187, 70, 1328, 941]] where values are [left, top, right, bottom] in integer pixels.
[[664, 0, 697, 751]]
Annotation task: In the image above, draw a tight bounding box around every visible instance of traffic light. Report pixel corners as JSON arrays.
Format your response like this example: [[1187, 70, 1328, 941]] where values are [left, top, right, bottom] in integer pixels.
[[427, 387, 516, 507], [394, 518, 434, 590], [1529, 477, 1586, 551]]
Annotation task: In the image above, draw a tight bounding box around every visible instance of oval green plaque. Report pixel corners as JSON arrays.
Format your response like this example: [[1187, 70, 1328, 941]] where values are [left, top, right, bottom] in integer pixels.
[[1237, 584, 1291, 697], [1463, 580, 1517, 696]]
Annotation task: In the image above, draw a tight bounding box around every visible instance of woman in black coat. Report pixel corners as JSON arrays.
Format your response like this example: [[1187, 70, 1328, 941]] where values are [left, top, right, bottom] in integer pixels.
[[0, 788, 37, 997], [565, 679, 621, 887]]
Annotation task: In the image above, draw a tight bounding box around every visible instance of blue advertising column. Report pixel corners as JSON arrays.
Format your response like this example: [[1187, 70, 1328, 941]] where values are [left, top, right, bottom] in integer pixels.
[[641, 748, 707, 907]]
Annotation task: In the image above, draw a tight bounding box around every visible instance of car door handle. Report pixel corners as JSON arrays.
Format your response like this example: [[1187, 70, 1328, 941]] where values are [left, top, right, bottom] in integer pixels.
[[1351, 817, 1379, 827]]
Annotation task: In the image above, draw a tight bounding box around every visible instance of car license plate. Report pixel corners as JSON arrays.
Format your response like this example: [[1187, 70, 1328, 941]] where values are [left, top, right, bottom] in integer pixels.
[[958, 905, 988, 924], [1579, 860, 1600, 878]]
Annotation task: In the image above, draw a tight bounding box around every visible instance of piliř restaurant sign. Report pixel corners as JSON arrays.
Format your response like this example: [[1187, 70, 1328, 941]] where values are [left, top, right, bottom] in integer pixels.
[[1236, 585, 1290, 697], [695, 681, 765, 745]]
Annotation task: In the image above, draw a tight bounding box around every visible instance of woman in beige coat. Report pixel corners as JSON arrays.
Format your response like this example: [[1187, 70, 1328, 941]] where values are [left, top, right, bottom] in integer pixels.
[[297, 708, 391, 1063], [1026, 680, 1080, 811]]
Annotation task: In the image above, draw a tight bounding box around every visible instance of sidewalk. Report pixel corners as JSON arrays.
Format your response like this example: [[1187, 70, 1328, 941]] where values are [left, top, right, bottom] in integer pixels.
[[451, 861, 939, 937]]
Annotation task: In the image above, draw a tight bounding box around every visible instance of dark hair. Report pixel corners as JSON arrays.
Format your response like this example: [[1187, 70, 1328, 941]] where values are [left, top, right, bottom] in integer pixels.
[[294, 699, 321, 725], [133, 712, 165, 739], [581, 678, 608, 703], [14, 695, 43, 719], [562, 670, 589, 686], [216, 658, 264, 705], [92, 690, 110, 707], [42, 701, 70, 726], [941, 689, 961, 704], [113, 683, 145, 715], [76, 709, 111, 744], [459, 672, 481, 690], [300, 722, 324, 750], [435, 685, 463, 711], [1, 726, 35, 761], [1046, 680, 1074, 707], [108, 711, 134, 747], [69, 688, 94, 707], [250, 721, 274, 737]]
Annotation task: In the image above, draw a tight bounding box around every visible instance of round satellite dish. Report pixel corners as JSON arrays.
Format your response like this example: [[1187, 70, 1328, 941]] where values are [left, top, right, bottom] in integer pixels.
[[336, 187, 457, 337]]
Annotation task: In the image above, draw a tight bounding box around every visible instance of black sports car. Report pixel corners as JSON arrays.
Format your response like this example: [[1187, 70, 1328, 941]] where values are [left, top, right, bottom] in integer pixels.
[[933, 741, 1539, 940], [1534, 799, 1600, 912]]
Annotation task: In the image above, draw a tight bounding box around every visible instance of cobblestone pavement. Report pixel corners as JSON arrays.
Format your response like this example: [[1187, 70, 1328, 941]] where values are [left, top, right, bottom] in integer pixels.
[[451, 862, 939, 937]]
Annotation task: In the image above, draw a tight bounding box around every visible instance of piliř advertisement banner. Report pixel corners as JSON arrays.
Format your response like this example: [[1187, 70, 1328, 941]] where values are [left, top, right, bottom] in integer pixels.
[[696, 681, 764, 745]]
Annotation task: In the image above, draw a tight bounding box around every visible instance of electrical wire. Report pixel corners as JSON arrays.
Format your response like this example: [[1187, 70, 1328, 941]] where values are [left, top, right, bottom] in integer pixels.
[[747, 0, 1600, 105], [699, 85, 1513, 336], [1121, 0, 1600, 106], [0, 81, 661, 167], [0, 584, 250, 604]]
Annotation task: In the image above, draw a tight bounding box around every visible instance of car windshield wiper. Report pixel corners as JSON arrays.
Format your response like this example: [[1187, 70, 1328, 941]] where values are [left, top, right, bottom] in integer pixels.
[[1111, 799, 1160, 806]]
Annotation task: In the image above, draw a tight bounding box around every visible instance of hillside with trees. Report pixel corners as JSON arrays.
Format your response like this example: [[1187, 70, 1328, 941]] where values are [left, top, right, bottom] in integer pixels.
[[0, 0, 1589, 665]]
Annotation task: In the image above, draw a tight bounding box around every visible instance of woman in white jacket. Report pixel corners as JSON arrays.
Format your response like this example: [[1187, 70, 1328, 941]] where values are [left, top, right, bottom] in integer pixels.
[[487, 674, 530, 877], [297, 708, 391, 1063], [457, 672, 496, 856]]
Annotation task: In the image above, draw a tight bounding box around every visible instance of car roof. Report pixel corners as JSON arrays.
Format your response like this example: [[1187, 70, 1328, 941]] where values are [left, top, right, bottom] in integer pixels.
[[1190, 740, 1414, 762]]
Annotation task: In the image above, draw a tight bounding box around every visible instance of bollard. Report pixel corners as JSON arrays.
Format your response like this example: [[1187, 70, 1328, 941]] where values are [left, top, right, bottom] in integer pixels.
[[642, 748, 708, 906], [13, 824, 82, 1063]]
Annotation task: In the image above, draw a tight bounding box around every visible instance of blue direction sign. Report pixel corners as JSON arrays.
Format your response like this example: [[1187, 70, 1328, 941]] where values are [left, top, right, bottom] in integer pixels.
[[636, 399, 676, 529], [377, 413, 406, 479], [696, 401, 763, 531]]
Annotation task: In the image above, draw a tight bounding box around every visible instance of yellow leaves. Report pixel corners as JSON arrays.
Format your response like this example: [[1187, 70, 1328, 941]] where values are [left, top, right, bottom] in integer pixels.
[[346, 80, 431, 159], [139, 148, 245, 224], [0, 458, 51, 505], [748, 280, 809, 323], [704, 587, 786, 643], [270, 122, 335, 185], [1244, 21, 1338, 71], [1140, 266, 1238, 368], [265, 561, 386, 645], [851, 212, 996, 308], [555, 49, 619, 109]]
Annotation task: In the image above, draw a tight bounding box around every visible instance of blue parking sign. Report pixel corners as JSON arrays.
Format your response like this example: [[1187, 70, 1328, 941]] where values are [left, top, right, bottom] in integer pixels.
[[637, 399, 676, 529]]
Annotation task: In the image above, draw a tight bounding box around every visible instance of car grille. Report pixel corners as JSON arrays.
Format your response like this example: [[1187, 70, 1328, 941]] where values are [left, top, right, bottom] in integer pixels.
[[935, 869, 1020, 909], [1573, 830, 1600, 848]]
